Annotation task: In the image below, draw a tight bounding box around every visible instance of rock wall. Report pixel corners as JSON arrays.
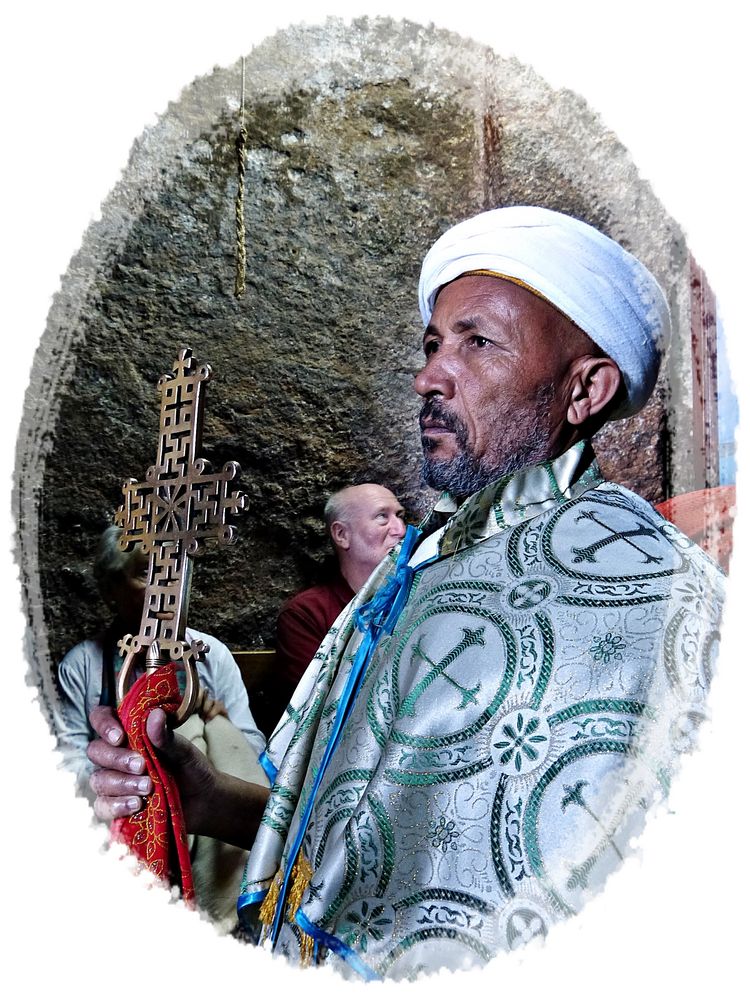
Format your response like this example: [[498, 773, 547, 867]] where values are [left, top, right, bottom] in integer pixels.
[[15, 17, 696, 709]]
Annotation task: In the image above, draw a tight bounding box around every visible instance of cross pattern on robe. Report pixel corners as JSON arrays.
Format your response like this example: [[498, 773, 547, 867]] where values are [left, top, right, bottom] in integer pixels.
[[113, 348, 248, 708]]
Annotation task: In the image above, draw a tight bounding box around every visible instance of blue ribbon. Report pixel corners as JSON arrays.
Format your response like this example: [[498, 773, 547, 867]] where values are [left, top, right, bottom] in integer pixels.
[[295, 908, 381, 981], [353, 523, 420, 638], [266, 524, 422, 948]]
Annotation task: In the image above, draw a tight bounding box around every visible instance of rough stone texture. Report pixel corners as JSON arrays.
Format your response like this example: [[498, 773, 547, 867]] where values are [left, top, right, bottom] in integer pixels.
[[15, 17, 698, 717]]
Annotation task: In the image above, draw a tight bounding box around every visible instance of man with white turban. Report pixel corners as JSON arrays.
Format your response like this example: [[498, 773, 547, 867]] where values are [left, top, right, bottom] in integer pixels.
[[88, 207, 723, 979]]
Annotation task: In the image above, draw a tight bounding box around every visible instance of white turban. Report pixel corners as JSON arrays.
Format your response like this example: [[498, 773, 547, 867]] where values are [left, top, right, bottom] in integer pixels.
[[418, 205, 671, 419]]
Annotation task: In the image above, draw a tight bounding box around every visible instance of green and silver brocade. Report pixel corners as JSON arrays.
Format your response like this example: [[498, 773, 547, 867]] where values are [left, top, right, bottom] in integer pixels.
[[239, 442, 724, 979]]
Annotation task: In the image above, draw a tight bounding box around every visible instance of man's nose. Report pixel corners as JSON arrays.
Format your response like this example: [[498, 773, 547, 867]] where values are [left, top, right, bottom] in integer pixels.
[[414, 351, 456, 399], [391, 517, 407, 539]]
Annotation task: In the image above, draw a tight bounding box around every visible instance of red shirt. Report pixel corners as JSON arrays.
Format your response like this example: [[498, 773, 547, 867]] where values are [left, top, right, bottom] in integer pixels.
[[268, 573, 355, 722]]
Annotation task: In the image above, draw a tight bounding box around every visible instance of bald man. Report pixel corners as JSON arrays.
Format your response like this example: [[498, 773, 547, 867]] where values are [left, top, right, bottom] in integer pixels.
[[271, 484, 406, 718]]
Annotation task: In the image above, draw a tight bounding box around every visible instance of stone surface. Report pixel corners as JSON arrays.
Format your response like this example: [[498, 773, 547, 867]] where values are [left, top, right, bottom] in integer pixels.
[[15, 17, 697, 714]]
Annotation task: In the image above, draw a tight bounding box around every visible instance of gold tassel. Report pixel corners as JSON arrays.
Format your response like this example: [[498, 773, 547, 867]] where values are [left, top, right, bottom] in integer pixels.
[[286, 854, 313, 916], [258, 869, 282, 927], [259, 855, 315, 965], [286, 855, 315, 966]]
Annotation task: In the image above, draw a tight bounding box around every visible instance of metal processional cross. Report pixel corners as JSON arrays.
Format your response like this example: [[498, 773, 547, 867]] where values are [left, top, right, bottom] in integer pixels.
[[114, 348, 249, 723]]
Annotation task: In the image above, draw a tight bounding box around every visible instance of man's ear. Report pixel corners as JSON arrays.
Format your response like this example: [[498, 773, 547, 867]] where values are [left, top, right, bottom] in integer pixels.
[[566, 356, 622, 426], [330, 520, 350, 550]]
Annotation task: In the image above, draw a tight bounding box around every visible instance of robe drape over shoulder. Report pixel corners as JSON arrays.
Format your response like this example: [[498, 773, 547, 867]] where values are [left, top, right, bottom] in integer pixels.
[[239, 443, 724, 980]]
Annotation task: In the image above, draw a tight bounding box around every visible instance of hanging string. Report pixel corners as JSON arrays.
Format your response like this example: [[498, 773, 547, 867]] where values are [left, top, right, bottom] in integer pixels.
[[234, 56, 248, 298]]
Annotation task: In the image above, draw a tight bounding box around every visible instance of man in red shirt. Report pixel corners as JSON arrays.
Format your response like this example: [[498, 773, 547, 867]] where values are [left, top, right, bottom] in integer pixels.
[[271, 484, 407, 721]]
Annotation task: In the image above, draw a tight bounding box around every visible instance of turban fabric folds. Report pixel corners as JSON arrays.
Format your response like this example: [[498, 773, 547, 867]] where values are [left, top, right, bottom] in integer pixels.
[[418, 206, 671, 419]]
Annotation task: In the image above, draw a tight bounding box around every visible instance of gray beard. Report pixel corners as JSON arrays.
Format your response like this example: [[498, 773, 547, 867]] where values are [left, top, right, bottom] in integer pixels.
[[420, 387, 556, 497]]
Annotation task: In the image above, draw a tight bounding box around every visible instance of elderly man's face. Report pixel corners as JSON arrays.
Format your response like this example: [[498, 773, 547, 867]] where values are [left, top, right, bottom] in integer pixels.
[[334, 485, 407, 571], [415, 275, 581, 495]]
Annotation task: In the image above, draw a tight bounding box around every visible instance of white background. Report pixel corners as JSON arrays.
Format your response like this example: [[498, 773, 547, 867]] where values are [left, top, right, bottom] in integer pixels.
[[2, 2, 746, 995]]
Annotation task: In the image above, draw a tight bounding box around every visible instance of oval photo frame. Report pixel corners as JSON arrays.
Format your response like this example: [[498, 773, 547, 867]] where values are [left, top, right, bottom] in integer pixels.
[[7, 9, 748, 1000]]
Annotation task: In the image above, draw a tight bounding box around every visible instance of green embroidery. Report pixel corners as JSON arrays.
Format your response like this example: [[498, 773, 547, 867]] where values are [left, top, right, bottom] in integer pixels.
[[541, 494, 683, 583], [589, 631, 626, 664], [429, 815, 460, 853], [664, 607, 715, 696], [440, 500, 496, 555], [260, 812, 291, 837], [523, 739, 633, 916], [366, 667, 394, 750], [493, 712, 549, 773], [569, 717, 639, 742], [560, 780, 625, 889], [507, 579, 552, 610], [663, 606, 689, 695], [516, 624, 538, 689], [559, 592, 668, 608], [701, 628, 720, 687], [396, 746, 476, 770], [356, 814, 380, 886], [548, 699, 654, 727], [384, 758, 492, 787], [320, 824, 360, 928], [504, 907, 547, 949], [395, 886, 495, 915], [503, 794, 527, 883], [318, 769, 374, 808], [414, 579, 506, 607], [390, 604, 517, 749], [506, 523, 526, 578], [367, 794, 395, 898], [378, 928, 493, 976], [341, 899, 393, 953], [490, 777, 516, 896], [530, 612, 554, 708], [491, 497, 508, 530], [571, 509, 663, 565], [397, 627, 486, 718], [315, 806, 356, 868], [543, 458, 565, 502], [284, 687, 331, 756], [270, 782, 300, 804]]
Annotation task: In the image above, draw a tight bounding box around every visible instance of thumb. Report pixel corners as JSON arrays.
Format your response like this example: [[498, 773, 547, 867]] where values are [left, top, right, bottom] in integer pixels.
[[145, 707, 170, 749], [145, 708, 197, 769]]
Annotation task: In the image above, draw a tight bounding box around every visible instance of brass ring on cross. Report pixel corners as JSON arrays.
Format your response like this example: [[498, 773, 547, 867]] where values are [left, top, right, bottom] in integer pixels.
[[117, 641, 201, 726]]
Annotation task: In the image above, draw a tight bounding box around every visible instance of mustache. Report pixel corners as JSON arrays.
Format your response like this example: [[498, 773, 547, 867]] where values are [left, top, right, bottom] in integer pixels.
[[419, 399, 465, 436]]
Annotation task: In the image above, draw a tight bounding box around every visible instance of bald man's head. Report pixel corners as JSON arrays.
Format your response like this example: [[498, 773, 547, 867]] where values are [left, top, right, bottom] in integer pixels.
[[325, 484, 407, 591]]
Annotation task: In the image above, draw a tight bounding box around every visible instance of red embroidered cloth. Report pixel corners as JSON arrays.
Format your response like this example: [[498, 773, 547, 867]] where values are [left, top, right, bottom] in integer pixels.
[[111, 665, 195, 902]]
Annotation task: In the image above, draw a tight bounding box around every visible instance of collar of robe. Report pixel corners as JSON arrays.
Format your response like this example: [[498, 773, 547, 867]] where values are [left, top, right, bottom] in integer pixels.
[[426, 439, 603, 559]]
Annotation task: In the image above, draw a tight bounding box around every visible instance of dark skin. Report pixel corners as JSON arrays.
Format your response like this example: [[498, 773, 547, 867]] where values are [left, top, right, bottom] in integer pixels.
[[87, 706, 268, 850], [87, 274, 621, 848], [417, 275, 621, 479]]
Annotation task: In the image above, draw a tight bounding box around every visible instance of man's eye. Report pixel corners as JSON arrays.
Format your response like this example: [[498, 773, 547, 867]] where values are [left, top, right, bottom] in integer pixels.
[[423, 340, 439, 356], [470, 335, 490, 348]]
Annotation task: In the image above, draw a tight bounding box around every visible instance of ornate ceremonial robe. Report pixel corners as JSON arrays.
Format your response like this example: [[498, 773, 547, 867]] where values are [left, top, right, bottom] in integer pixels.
[[239, 442, 724, 980]]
